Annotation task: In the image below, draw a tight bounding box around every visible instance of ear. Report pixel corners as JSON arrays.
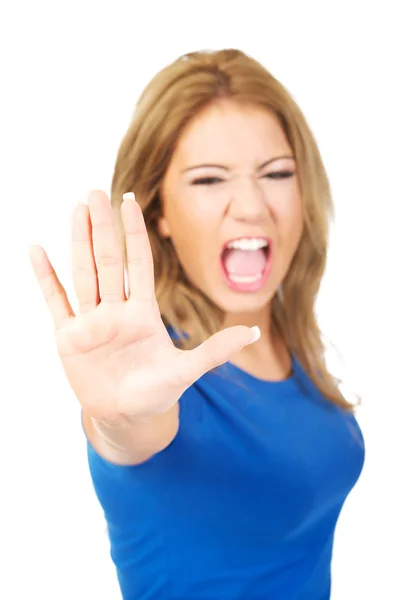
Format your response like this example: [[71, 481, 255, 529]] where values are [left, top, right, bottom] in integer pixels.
[[158, 216, 171, 238]]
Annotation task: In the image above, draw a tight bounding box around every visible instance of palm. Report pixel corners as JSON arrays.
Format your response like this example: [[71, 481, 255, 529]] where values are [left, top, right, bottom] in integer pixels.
[[56, 300, 182, 421]]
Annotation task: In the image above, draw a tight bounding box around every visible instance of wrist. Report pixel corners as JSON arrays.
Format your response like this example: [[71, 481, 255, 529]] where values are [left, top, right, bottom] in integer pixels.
[[89, 416, 132, 454]]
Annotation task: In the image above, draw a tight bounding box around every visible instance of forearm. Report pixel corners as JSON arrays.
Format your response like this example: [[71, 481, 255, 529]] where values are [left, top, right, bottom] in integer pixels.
[[82, 403, 180, 466]]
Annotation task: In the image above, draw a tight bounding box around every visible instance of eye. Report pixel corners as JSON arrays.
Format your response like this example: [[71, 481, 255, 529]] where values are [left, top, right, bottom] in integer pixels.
[[264, 170, 295, 180], [191, 177, 223, 185]]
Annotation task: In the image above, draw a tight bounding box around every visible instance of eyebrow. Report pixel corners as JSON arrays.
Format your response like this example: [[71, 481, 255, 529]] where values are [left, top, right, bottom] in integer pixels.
[[182, 155, 295, 173]]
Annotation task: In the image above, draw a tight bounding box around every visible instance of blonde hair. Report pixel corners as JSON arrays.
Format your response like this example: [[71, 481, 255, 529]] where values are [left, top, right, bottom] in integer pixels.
[[110, 48, 355, 411]]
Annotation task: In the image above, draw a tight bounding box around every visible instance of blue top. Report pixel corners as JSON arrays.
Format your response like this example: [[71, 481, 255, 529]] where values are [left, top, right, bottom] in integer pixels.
[[85, 350, 365, 600]]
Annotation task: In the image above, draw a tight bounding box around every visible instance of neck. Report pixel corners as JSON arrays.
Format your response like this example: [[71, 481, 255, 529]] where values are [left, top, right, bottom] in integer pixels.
[[221, 305, 272, 342], [221, 304, 292, 381]]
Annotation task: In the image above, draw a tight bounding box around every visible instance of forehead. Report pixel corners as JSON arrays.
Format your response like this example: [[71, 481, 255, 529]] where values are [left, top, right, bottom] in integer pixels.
[[172, 100, 291, 166]]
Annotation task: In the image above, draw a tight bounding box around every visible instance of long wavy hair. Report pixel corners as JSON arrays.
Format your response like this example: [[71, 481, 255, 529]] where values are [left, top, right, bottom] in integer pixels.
[[110, 48, 355, 412]]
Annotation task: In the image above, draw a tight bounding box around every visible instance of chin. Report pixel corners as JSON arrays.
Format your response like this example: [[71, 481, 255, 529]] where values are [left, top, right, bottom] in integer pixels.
[[211, 286, 276, 315], [190, 268, 279, 315]]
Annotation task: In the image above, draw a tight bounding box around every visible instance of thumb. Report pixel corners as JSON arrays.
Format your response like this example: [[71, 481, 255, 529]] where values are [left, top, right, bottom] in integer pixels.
[[177, 325, 261, 384]]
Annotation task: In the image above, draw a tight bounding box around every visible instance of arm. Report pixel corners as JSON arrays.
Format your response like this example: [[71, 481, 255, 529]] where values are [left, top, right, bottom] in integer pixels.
[[82, 403, 180, 466]]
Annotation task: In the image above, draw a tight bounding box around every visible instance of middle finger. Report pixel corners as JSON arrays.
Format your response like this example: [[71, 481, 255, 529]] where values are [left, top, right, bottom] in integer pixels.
[[88, 190, 126, 304]]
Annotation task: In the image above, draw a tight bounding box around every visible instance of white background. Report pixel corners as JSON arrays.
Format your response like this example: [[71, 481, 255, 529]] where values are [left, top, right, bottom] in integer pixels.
[[1, 1, 399, 598]]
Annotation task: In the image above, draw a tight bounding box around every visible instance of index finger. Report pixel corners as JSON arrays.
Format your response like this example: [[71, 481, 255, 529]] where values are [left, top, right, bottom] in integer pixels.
[[120, 193, 156, 303]]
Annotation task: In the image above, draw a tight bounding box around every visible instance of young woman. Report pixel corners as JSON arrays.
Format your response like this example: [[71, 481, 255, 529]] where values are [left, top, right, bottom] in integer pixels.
[[29, 49, 365, 600]]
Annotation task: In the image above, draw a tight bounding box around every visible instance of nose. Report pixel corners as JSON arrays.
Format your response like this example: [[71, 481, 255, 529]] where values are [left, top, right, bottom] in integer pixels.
[[227, 177, 268, 224]]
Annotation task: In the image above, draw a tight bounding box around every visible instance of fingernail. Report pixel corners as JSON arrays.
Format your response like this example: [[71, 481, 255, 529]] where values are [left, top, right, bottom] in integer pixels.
[[28, 241, 41, 253], [249, 326, 261, 343], [122, 192, 136, 202]]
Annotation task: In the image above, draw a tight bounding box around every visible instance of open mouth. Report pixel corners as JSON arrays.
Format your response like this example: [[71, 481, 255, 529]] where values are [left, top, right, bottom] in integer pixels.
[[220, 237, 272, 291]]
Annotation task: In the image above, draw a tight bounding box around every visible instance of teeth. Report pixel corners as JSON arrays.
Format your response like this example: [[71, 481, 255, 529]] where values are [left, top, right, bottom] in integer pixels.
[[228, 273, 263, 283], [226, 238, 268, 251]]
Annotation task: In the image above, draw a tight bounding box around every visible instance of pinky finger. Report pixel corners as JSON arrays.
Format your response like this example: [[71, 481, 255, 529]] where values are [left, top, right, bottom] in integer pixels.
[[29, 245, 75, 329]]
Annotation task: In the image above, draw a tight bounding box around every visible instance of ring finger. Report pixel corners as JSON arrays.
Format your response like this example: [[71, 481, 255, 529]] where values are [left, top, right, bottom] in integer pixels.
[[71, 200, 100, 312]]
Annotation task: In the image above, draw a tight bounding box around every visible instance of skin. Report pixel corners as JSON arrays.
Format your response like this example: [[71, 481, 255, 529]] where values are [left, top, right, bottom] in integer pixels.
[[159, 100, 303, 380]]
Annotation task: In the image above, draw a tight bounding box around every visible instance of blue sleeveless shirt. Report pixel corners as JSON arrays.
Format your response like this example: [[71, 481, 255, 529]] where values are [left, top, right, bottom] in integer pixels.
[[85, 354, 364, 599]]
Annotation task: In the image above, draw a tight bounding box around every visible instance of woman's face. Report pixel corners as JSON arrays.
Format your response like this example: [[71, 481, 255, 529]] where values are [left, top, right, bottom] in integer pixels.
[[159, 100, 303, 317]]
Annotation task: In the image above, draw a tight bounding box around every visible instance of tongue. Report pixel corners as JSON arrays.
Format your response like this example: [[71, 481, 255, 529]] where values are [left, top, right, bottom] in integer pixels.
[[223, 248, 267, 276]]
